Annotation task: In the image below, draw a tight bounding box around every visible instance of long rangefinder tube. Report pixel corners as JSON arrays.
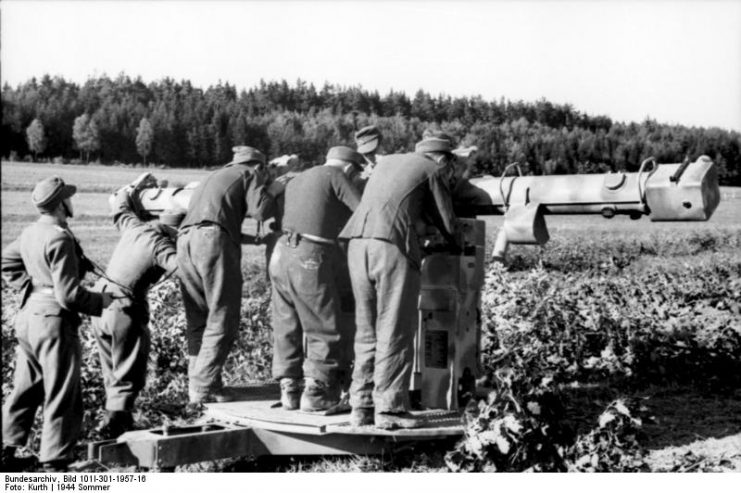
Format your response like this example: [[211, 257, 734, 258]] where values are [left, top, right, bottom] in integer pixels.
[[121, 155, 719, 261]]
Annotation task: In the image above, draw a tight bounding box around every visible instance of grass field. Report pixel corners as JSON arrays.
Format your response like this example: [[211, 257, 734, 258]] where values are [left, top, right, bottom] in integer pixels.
[[2, 160, 740, 472]]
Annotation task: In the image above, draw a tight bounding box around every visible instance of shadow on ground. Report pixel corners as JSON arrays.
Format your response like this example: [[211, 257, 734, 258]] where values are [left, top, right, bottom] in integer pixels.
[[562, 383, 741, 450]]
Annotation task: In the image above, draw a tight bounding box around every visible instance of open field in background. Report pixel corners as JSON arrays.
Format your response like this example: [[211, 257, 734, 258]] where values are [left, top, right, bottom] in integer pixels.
[[0, 161, 262, 269], [1, 161, 210, 193], [2, 160, 741, 472]]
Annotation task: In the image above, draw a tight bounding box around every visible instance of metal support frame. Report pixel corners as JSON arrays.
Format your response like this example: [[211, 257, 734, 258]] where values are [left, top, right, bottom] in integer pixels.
[[87, 422, 448, 470]]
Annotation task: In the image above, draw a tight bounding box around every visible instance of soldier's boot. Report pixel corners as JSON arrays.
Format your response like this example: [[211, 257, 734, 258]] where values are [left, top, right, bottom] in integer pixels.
[[349, 407, 374, 427], [300, 378, 340, 412], [98, 411, 134, 440], [279, 378, 301, 410], [374, 411, 423, 430], [2, 446, 38, 472]]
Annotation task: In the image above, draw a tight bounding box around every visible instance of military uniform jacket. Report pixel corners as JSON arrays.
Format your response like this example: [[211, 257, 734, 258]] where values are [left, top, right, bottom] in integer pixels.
[[1, 215, 103, 315], [100, 194, 177, 301], [339, 152, 457, 269], [282, 166, 361, 240], [180, 163, 274, 244]]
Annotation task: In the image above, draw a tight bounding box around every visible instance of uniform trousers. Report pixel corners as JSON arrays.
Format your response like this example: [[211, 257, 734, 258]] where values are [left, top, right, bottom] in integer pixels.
[[2, 296, 83, 463], [92, 282, 149, 412], [177, 225, 242, 397], [347, 238, 420, 413], [269, 237, 348, 386]]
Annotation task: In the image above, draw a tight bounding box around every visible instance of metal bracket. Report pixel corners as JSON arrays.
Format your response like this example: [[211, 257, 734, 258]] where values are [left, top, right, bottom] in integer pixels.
[[498, 162, 523, 211], [637, 157, 658, 207]]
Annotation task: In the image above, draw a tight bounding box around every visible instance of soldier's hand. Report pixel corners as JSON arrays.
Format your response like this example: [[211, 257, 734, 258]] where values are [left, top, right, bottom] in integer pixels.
[[130, 172, 157, 191], [111, 186, 133, 209]]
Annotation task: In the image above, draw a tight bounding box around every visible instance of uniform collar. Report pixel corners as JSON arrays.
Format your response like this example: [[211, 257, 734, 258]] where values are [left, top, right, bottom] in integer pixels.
[[38, 214, 68, 228]]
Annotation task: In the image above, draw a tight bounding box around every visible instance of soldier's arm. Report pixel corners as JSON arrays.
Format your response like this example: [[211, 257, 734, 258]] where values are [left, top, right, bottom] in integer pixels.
[[424, 170, 459, 248], [150, 231, 178, 274], [333, 170, 362, 212], [47, 232, 104, 316], [111, 188, 146, 232], [244, 173, 277, 222], [1, 239, 30, 290]]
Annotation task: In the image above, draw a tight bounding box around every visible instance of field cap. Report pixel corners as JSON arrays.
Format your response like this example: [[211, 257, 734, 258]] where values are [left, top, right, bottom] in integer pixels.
[[32, 176, 77, 212], [228, 145, 266, 166], [422, 129, 455, 144], [327, 146, 364, 166], [421, 130, 476, 157], [354, 125, 382, 154], [159, 208, 187, 227], [415, 137, 455, 154], [269, 154, 300, 169]]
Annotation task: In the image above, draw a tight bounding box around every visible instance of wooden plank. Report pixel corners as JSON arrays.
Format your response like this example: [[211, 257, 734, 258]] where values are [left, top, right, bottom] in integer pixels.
[[250, 428, 390, 456], [206, 396, 465, 438]]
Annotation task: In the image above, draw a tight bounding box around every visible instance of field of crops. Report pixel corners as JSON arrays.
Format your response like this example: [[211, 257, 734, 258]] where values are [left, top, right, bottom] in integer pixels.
[[1, 161, 740, 472]]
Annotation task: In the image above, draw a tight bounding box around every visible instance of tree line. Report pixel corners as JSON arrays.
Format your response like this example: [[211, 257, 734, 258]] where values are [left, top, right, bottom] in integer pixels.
[[2, 74, 740, 185]]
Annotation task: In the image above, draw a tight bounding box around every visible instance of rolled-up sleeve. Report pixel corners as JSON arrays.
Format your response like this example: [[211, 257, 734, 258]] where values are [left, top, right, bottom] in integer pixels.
[[112, 191, 146, 232], [151, 233, 178, 274]]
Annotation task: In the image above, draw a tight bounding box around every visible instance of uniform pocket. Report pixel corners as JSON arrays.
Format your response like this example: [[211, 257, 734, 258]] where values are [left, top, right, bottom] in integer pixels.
[[293, 249, 330, 296]]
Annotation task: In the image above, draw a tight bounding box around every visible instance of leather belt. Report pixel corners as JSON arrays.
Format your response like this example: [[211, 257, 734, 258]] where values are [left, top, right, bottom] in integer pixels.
[[283, 230, 335, 246]]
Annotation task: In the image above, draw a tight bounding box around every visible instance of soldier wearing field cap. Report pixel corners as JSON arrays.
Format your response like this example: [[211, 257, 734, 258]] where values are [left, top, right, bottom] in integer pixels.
[[339, 137, 460, 429], [177, 145, 275, 404], [270, 146, 363, 412], [91, 179, 186, 439], [355, 125, 383, 167], [1, 176, 114, 471], [354, 125, 384, 192], [421, 130, 491, 213]]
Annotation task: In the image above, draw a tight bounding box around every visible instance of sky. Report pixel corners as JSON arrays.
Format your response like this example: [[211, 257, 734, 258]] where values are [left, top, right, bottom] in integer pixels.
[[2, 0, 740, 131]]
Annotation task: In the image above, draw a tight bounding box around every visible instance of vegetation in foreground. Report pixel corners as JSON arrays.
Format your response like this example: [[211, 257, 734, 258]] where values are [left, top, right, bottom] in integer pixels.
[[2, 161, 740, 471], [2, 223, 739, 472]]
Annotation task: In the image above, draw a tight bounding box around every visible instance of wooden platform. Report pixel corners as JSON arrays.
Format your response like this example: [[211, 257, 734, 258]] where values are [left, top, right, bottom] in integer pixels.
[[204, 384, 465, 438]]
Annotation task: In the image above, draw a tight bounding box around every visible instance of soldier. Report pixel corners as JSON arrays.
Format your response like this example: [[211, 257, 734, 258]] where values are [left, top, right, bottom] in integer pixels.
[[91, 181, 185, 439], [354, 125, 383, 169], [422, 131, 491, 212], [177, 146, 275, 404], [1, 176, 114, 471], [353, 125, 383, 192], [258, 154, 303, 280], [270, 146, 363, 412], [339, 137, 460, 429]]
